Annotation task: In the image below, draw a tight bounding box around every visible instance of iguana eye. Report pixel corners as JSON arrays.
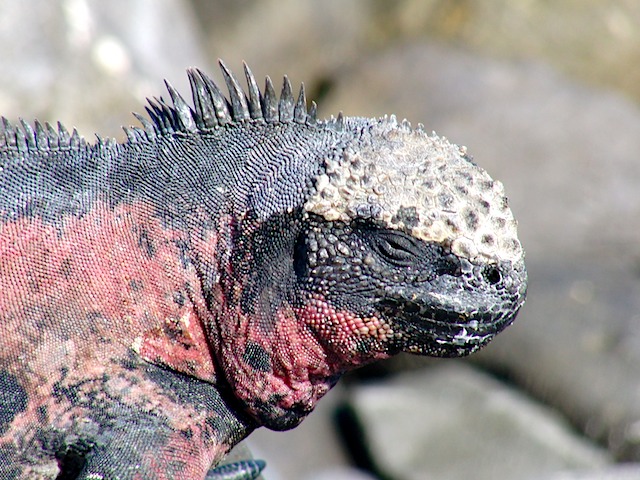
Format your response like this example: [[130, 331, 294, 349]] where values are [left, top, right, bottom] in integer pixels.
[[371, 231, 420, 267]]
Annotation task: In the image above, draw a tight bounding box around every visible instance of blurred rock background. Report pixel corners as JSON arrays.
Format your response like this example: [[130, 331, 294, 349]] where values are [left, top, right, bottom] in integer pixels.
[[2, 1, 640, 479]]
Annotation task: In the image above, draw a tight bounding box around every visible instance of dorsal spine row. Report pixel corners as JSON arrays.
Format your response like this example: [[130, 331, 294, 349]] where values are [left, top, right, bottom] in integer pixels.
[[0, 61, 332, 153], [129, 60, 321, 140]]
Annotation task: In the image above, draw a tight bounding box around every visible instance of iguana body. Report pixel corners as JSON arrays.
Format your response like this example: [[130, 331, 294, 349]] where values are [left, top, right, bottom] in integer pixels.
[[0, 62, 527, 479]]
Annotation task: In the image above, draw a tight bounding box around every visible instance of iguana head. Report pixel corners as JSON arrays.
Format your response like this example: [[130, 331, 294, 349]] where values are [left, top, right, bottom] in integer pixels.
[[235, 118, 527, 429], [299, 118, 526, 358], [159, 62, 526, 430]]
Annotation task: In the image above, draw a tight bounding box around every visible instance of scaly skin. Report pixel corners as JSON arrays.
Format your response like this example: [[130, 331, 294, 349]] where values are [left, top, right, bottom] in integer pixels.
[[0, 62, 527, 479]]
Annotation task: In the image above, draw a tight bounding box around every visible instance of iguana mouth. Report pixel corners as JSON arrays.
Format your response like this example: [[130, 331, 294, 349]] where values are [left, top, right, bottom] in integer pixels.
[[378, 297, 511, 327], [377, 260, 526, 357], [380, 300, 517, 356]]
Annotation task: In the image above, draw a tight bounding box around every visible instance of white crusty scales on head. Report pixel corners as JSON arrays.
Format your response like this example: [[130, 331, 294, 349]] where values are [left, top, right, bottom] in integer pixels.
[[0, 61, 526, 479], [303, 117, 525, 355]]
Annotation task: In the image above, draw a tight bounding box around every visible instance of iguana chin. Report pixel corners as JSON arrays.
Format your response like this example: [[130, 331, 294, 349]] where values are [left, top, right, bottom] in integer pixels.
[[0, 61, 526, 479]]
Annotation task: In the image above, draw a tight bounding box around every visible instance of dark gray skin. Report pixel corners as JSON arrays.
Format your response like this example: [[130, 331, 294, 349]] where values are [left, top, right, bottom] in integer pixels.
[[0, 61, 527, 479]]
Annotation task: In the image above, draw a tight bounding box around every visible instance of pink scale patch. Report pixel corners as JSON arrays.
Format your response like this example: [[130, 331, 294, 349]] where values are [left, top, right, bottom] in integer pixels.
[[0, 199, 220, 400], [216, 290, 395, 428], [296, 294, 394, 358], [134, 309, 217, 383]]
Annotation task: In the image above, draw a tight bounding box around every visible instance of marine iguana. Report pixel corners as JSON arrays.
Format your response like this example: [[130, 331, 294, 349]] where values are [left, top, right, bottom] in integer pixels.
[[0, 61, 527, 479]]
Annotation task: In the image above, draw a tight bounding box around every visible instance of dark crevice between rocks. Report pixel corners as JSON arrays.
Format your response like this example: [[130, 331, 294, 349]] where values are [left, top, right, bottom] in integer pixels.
[[55, 446, 88, 480], [334, 402, 389, 480]]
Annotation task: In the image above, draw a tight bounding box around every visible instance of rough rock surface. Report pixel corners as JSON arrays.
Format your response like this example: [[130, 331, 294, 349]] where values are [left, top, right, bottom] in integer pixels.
[[344, 364, 609, 480]]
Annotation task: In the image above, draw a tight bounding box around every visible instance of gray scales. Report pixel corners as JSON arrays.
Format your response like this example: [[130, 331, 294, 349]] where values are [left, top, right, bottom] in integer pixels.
[[0, 61, 527, 479]]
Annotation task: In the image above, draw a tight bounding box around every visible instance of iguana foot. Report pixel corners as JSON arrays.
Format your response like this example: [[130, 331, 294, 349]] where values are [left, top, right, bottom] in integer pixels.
[[205, 459, 266, 480]]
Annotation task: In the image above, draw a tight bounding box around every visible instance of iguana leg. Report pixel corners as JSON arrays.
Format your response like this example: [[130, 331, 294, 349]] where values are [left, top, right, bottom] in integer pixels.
[[1, 360, 255, 480]]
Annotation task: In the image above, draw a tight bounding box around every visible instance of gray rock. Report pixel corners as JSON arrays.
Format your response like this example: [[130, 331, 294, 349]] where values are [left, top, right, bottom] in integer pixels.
[[0, 0, 206, 137], [191, 0, 373, 94], [302, 467, 378, 480], [473, 261, 640, 460], [527, 464, 640, 480], [345, 1, 640, 103], [345, 363, 609, 480]]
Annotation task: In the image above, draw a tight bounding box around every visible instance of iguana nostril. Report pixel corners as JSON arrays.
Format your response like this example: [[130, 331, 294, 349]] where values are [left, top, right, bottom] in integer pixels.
[[484, 266, 502, 285]]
